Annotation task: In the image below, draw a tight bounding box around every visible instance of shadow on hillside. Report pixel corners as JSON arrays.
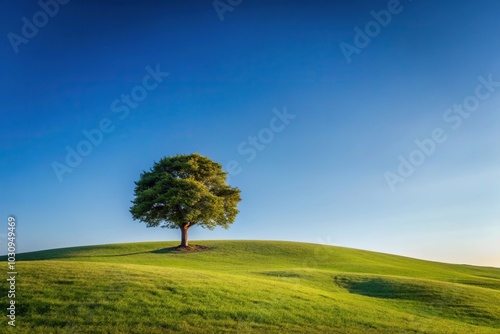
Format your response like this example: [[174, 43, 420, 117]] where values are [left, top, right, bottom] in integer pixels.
[[0, 245, 212, 261], [334, 275, 500, 326], [152, 244, 211, 254], [2, 250, 153, 261]]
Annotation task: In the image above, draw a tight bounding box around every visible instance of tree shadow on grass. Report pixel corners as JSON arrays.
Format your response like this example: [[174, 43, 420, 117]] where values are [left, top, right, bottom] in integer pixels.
[[152, 244, 211, 254], [0, 244, 211, 261], [7, 250, 153, 261]]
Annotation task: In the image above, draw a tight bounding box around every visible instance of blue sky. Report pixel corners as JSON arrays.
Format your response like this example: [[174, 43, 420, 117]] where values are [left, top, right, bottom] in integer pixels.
[[1, 0, 499, 267]]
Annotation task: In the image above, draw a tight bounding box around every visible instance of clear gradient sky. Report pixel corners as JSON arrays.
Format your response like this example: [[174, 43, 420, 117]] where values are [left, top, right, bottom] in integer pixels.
[[1, 0, 499, 267]]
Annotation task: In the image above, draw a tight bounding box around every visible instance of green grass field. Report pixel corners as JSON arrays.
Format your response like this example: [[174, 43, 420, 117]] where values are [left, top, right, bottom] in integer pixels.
[[1, 240, 499, 333]]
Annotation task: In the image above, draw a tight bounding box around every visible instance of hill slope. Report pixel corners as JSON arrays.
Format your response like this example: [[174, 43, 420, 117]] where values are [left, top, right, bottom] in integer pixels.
[[2, 240, 500, 333]]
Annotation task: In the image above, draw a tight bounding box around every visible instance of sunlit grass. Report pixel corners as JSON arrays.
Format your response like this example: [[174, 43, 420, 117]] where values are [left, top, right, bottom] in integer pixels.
[[1, 240, 499, 333]]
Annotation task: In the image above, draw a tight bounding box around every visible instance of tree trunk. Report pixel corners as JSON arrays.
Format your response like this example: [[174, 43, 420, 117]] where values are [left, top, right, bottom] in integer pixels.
[[180, 224, 189, 247]]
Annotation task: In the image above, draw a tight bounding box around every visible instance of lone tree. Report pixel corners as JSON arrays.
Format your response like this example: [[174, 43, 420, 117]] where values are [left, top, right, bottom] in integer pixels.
[[130, 153, 241, 248]]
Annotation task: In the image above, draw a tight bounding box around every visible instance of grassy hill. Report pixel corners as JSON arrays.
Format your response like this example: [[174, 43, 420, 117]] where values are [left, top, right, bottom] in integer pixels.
[[2, 240, 499, 333]]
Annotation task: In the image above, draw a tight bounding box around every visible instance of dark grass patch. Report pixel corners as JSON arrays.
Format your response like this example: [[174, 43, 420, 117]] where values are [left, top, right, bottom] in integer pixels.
[[53, 279, 75, 285], [335, 275, 461, 302], [258, 271, 303, 278], [335, 276, 413, 299], [162, 286, 179, 294], [455, 279, 500, 290], [334, 275, 500, 327]]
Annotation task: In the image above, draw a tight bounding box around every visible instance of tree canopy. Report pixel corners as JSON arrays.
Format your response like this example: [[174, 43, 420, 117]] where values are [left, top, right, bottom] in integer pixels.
[[130, 153, 241, 247]]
